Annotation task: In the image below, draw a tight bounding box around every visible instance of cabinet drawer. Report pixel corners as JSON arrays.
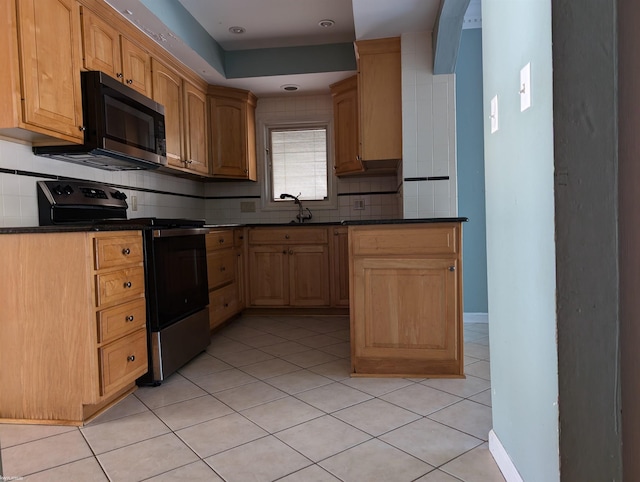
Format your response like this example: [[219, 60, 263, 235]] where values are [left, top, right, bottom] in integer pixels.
[[99, 328, 148, 396], [97, 298, 147, 344], [94, 233, 143, 269], [206, 230, 234, 251], [248, 227, 328, 245], [207, 249, 236, 289], [96, 266, 145, 307], [209, 282, 240, 330], [350, 225, 459, 256]]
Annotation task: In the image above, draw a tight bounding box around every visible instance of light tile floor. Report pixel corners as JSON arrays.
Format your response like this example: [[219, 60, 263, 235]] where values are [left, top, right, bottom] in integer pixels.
[[0, 316, 503, 482]]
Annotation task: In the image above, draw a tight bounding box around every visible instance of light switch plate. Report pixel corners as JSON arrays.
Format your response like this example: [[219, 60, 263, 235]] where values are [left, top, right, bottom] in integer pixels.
[[131, 195, 137, 211], [520, 63, 531, 111], [490, 95, 499, 133]]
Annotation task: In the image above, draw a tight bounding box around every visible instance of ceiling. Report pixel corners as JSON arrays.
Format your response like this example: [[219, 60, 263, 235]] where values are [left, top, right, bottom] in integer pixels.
[[105, 0, 481, 97]]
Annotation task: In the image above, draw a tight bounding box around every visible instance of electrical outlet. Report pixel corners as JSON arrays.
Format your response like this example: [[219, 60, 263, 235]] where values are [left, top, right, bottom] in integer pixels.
[[131, 195, 137, 211], [354, 199, 365, 210], [240, 201, 256, 213]]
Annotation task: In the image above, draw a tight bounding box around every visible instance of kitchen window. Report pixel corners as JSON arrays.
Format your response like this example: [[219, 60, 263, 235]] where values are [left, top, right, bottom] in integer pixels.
[[270, 126, 328, 201], [261, 120, 337, 211]]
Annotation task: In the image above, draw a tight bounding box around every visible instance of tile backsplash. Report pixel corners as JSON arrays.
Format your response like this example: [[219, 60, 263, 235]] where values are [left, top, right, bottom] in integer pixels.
[[0, 138, 205, 227], [401, 32, 457, 218]]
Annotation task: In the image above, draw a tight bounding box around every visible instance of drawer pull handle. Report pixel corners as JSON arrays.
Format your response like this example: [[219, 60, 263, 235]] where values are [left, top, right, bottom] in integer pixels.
[[285, 234, 290, 239], [117, 73, 123, 79], [282, 250, 287, 254], [288, 249, 293, 255], [127, 355, 135, 362], [126, 315, 134, 322], [219, 238, 225, 243], [448, 266, 456, 272], [224, 303, 229, 307], [122, 248, 131, 255], [220, 266, 226, 272], [126, 79, 133, 85], [124, 281, 132, 288]]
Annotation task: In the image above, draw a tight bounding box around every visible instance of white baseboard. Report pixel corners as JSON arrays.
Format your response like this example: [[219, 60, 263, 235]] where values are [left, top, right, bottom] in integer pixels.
[[489, 430, 524, 482], [464, 312, 488, 324]]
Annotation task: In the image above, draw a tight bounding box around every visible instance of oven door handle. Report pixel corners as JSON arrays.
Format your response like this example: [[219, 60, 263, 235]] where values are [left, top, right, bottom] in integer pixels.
[[152, 227, 211, 238]]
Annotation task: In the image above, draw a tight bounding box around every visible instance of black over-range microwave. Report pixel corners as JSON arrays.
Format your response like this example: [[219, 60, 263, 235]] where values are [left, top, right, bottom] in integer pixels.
[[34, 70, 167, 171]]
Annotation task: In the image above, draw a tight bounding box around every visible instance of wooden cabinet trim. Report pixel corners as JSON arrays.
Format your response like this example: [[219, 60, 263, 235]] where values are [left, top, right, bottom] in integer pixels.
[[248, 227, 328, 245]]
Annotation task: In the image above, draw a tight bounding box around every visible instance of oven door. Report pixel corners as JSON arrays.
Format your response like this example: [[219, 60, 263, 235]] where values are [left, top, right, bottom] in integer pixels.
[[145, 228, 209, 331]]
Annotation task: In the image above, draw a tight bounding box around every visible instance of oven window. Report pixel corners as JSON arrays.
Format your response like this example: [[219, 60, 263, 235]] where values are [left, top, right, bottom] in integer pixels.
[[151, 234, 208, 328]]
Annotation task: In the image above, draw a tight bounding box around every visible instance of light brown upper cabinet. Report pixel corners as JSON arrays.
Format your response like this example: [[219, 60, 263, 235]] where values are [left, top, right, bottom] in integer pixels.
[[183, 79, 209, 175], [330, 75, 364, 176], [354, 37, 402, 162], [151, 59, 184, 168], [80, 6, 152, 97], [208, 86, 257, 180], [0, 0, 84, 144], [152, 60, 209, 175]]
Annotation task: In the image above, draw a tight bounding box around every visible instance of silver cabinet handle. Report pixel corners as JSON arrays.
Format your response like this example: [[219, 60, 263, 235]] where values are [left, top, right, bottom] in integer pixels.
[[127, 355, 135, 362], [126, 79, 133, 84], [124, 281, 132, 288], [126, 315, 134, 322], [448, 266, 456, 272], [122, 248, 131, 255]]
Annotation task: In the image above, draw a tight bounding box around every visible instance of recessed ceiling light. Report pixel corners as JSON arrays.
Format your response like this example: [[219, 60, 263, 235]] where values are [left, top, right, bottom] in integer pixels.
[[318, 19, 335, 28], [281, 84, 300, 92], [229, 26, 246, 34]]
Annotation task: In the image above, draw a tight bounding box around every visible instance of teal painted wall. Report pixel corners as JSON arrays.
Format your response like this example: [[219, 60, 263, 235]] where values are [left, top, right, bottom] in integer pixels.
[[482, 1, 559, 480], [140, 0, 226, 74], [455, 28, 487, 313]]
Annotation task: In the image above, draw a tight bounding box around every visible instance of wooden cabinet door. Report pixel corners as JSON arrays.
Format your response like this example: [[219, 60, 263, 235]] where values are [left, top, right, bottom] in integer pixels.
[[209, 96, 248, 178], [351, 257, 461, 376], [17, 0, 83, 141], [120, 37, 152, 97], [331, 76, 363, 175], [152, 59, 184, 167], [248, 246, 288, 306], [356, 38, 402, 161], [80, 6, 122, 80], [331, 227, 350, 307], [289, 245, 330, 306], [184, 80, 209, 174]]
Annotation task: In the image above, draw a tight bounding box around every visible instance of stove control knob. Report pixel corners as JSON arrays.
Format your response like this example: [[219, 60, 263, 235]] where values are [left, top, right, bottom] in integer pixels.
[[111, 190, 127, 201], [63, 185, 74, 195], [52, 185, 63, 195]]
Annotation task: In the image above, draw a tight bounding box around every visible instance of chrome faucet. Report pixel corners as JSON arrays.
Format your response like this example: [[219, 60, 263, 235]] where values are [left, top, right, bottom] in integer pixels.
[[279, 193, 312, 223]]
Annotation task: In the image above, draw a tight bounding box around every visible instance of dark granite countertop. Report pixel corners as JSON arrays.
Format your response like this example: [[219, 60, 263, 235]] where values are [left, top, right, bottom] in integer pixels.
[[1, 218, 468, 235], [0, 225, 147, 235], [207, 218, 467, 228]]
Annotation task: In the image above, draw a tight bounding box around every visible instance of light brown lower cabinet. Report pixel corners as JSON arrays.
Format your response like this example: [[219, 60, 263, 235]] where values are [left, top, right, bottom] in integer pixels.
[[349, 223, 464, 377], [206, 228, 244, 330], [247, 227, 331, 307], [0, 231, 148, 425]]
